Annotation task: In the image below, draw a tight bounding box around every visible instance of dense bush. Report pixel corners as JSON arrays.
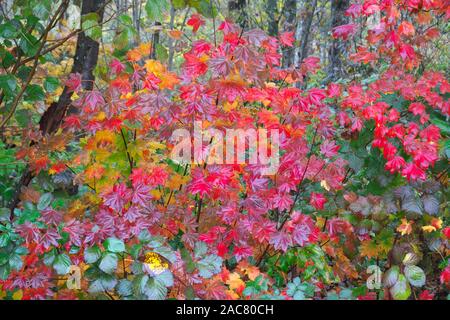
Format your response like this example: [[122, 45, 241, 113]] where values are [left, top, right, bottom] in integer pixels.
[[0, 0, 448, 300]]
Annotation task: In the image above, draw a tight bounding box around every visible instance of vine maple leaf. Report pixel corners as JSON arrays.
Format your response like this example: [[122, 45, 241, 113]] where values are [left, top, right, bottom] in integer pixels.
[[310, 192, 327, 210], [332, 23, 357, 40], [269, 231, 293, 252], [279, 31, 295, 47], [397, 218, 414, 236], [187, 14, 205, 33], [102, 183, 132, 212]]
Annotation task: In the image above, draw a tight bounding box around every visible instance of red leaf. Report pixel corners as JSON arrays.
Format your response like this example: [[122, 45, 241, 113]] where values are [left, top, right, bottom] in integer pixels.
[[187, 14, 205, 33], [279, 31, 295, 47], [332, 23, 357, 40]]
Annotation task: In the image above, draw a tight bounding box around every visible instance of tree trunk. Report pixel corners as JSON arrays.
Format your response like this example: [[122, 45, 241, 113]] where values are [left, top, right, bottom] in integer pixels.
[[9, 0, 106, 216], [228, 0, 247, 29], [326, 0, 349, 82], [281, 0, 297, 67], [151, 21, 162, 60], [266, 0, 278, 37], [297, 0, 318, 66]]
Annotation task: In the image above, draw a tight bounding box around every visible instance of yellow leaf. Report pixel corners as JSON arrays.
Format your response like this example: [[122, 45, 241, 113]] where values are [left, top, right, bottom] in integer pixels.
[[144, 59, 165, 75], [158, 71, 179, 90], [144, 252, 169, 275], [422, 225, 436, 233], [12, 290, 23, 300], [397, 218, 414, 236], [431, 218, 443, 230], [359, 239, 389, 259], [226, 272, 245, 291], [320, 180, 331, 191]]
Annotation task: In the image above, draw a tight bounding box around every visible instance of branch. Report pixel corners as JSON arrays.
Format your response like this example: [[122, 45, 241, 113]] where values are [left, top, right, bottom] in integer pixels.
[[0, 1, 69, 130]]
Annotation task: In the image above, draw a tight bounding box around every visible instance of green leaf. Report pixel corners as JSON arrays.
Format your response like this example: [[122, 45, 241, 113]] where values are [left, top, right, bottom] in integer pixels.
[[0, 233, 10, 247], [88, 274, 117, 293], [383, 266, 399, 288], [430, 115, 450, 135], [15, 109, 32, 127], [0, 264, 11, 280], [144, 277, 167, 300], [0, 252, 8, 265], [43, 249, 56, 266], [194, 241, 207, 258], [154, 269, 173, 287], [99, 253, 118, 274], [44, 76, 60, 93], [84, 246, 102, 263], [197, 254, 222, 279], [8, 254, 23, 271], [181, 247, 195, 273], [145, 0, 170, 20], [24, 84, 45, 102], [404, 265, 426, 287], [19, 33, 39, 57], [154, 245, 177, 264], [172, 0, 186, 9], [390, 274, 411, 300], [117, 279, 133, 297], [81, 12, 102, 40], [0, 74, 17, 93], [104, 237, 125, 253], [155, 44, 168, 62], [0, 22, 18, 38], [37, 192, 53, 210], [53, 254, 71, 275], [133, 274, 149, 295]]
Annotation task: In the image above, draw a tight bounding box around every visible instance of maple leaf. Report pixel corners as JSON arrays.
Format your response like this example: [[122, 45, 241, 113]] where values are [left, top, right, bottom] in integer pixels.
[[187, 168, 211, 198], [131, 183, 153, 207], [167, 29, 183, 39], [441, 266, 450, 284], [408, 102, 426, 116], [40, 228, 62, 250], [385, 155, 406, 174], [269, 231, 293, 252], [102, 183, 132, 212], [84, 90, 105, 111], [443, 227, 450, 239], [233, 245, 253, 262], [398, 21, 415, 37], [226, 272, 245, 294], [48, 162, 66, 175], [158, 71, 180, 89], [345, 3, 362, 18], [110, 58, 125, 75], [218, 19, 235, 34], [419, 290, 434, 300], [253, 220, 276, 243], [65, 73, 82, 92], [359, 239, 381, 258], [320, 140, 340, 158], [279, 31, 295, 47], [84, 163, 105, 180], [187, 14, 205, 33], [399, 44, 415, 61], [350, 46, 378, 64], [310, 192, 327, 210], [397, 218, 414, 236], [402, 163, 426, 181], [332, 23, 357, 40], [271, 193, 293, 211]]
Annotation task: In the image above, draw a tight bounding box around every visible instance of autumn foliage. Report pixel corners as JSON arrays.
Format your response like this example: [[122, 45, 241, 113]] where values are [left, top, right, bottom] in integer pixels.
[[0, 0, 449, 300]]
